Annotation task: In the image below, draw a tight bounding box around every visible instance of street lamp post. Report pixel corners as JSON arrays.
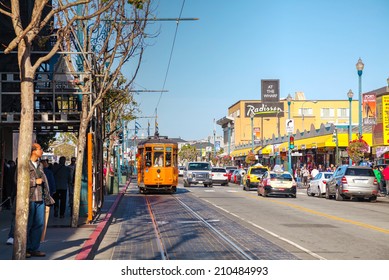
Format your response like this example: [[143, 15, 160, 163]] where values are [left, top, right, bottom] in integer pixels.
[[301, 100, 317, 131], [287, 94, 293, 174], [227, 122, 231, 155], [213, 129, 216, 157], [347, 89, 354, 165], [250, 112, 255, 152], [356, 58, 364, 138]]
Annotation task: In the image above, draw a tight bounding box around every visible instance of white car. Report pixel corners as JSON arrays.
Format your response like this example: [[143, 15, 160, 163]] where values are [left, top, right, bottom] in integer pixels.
[[211, 167, 228, 186], [307, 172, 333, 198], [178, 166, 185, 176]]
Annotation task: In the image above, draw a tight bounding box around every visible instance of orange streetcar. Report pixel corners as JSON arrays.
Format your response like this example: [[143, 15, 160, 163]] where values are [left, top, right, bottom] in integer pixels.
[[136, 135, 178, 194]]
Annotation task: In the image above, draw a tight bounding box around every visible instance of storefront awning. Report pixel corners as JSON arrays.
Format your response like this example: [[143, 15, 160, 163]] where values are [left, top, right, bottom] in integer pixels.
[[271, 132, 373, 152], [255, 144, 273, 154], [230, 147, 253, 157]]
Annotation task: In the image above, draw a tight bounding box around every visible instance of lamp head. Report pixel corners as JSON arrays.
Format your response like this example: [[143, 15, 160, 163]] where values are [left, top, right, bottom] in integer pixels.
[[286, 94, 293, 103], [356, 58, 364, 71], [347, 89, 354, 99]]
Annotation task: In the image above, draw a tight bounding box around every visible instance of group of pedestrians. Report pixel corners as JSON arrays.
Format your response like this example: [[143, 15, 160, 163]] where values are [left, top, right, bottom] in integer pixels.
[[294, 163, 337, 187], [5, 142, 76, 258]]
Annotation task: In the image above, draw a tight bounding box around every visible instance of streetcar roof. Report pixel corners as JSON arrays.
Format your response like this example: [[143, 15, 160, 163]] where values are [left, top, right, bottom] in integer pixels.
[[137, 136, 178, 145]]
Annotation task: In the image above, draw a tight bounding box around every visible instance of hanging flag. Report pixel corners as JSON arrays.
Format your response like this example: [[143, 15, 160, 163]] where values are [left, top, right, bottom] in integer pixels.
[[155, 118, 159, 136], [135, 121, 141, 134]]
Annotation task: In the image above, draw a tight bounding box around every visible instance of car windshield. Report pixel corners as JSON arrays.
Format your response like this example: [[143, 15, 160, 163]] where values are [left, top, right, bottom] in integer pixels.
[[188, 163, 211, 170], [345, 168, 374, 176], [270, 172, 293, 181], [251, 168, 267, 175]]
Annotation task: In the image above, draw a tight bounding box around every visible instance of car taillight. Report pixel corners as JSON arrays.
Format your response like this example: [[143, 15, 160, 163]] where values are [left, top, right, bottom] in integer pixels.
[[212, 174, 214, 177], [373, 178, 377, 185], [341, 176, 347, 184], [247, 175, 250, 179], [223, 173, 228, 177], [323, 180, 327, 184]]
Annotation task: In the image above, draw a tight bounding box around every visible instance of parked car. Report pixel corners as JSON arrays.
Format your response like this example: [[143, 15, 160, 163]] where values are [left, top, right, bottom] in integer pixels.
[[225, 166, 237, 181], [226, 168, 237, 182], [307, 172, 333, 197], [211, 167, 229, 186], [183, 162, 212, 187], [258, 170, 297, 198], [232, 169, 246, 184], [325, 165, 378, 202], [242, 164, 269, 191], [178, 166, 185, 176]]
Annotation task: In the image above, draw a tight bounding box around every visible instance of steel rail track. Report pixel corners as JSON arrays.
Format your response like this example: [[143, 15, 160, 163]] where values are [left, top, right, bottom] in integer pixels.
[[145, 194, 252, 260]]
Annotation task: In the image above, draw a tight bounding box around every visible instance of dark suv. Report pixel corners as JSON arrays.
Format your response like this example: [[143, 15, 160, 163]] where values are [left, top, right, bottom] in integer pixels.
[[326, 165, 378, 202]]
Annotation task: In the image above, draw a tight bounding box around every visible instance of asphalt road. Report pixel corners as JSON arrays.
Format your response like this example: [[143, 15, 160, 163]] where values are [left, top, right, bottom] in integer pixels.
[[94, 179, 389, 260]]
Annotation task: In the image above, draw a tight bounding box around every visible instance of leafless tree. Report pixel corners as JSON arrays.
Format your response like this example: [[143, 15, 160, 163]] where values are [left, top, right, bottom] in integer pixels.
[[58, 0, 151, 227], [0, 0, 148, 259]]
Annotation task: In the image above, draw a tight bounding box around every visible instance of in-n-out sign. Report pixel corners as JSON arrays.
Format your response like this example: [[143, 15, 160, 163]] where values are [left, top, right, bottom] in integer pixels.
[[286, 119, 294, 133]]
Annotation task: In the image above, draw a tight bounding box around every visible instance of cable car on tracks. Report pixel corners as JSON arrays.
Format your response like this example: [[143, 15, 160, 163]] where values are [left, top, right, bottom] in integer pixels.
[[136, 135, 178, 194]]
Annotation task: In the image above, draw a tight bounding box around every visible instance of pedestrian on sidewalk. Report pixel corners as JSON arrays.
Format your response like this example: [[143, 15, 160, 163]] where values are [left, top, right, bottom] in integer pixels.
[[53, 156, 71, 218], [382, 165, 389, 195], [301, 164, 310, 187], [373, 166, 383, 196], [41, 159, 56, 241], [25, 143, 55, 257], [5, 159, 17, 245], [67, 157, 76, 217]]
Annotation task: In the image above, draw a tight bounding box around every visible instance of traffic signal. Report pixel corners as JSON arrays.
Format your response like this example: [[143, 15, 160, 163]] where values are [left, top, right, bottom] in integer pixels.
[[332, 129, 337, 143], [289, 135, 294, 149], [118, 131, 123, 144]]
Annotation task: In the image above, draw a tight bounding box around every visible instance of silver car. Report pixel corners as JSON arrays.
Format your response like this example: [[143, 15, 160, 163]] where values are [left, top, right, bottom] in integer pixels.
[[326, 165, 378, 202], [183, 162, 212, 187], [307, 172, 333, 198]]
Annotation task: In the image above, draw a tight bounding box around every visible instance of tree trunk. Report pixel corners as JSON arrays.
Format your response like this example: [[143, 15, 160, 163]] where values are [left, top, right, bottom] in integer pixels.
[[13, 43, 35, 260], [71, 96, 89, 227]]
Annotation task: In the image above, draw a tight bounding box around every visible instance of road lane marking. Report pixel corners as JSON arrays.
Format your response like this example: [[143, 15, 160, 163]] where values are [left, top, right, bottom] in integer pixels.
[[257, 197, 389, 234], [204, 199, 325, 260]]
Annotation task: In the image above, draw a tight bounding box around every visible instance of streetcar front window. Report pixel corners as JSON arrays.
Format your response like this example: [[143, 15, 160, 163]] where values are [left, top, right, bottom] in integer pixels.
[[145, 151, 152, 167], [166, 152, 172, 167], [154, 152, 164, 167]]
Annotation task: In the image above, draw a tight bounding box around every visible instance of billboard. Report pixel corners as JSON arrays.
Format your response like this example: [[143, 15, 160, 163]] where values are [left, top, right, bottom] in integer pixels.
[[261, 80, 280, 102], [363, 93, 376, 125]]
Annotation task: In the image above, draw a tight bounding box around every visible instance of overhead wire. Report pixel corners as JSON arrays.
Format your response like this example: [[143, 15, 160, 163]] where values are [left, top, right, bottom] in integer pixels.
[[154, 0, 186, 127]]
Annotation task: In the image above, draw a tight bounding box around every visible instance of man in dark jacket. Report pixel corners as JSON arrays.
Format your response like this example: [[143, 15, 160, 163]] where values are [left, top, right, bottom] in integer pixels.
[[26, 143, 54, 257], [53, 156, 71, 218]]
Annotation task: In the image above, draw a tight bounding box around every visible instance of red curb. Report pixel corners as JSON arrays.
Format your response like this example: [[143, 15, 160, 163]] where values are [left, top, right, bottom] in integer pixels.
[[75, 180, 131, 260]]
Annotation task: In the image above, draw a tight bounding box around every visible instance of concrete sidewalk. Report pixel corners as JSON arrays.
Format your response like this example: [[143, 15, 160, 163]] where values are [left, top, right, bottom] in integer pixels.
[[0, 181, 130, 260]]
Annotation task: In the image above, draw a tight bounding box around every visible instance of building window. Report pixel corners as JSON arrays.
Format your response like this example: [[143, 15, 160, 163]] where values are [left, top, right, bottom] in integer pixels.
[[299, 108, 313, 116], [337, 108, 349, 118], [320, 108, 335, 118]]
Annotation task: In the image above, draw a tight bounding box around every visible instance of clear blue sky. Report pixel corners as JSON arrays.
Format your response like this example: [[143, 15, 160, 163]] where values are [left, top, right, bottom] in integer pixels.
[[130, 0, 389, 141]]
